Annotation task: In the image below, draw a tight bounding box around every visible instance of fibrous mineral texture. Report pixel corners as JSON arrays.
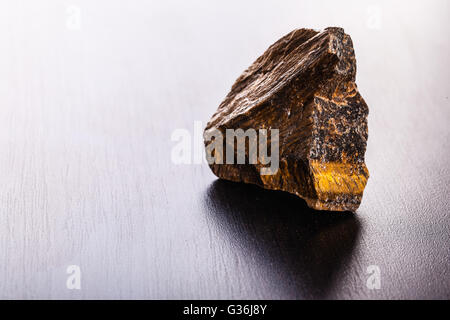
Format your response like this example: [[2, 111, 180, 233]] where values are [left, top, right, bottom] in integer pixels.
[[204, 27, 369, 212]]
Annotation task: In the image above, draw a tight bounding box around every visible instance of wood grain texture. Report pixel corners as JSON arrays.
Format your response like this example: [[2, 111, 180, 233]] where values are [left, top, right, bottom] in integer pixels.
[[0, 0, 448, 299]]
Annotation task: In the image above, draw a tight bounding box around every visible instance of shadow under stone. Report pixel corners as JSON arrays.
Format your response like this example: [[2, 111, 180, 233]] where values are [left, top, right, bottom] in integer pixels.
[[203, 179, 361, 299]]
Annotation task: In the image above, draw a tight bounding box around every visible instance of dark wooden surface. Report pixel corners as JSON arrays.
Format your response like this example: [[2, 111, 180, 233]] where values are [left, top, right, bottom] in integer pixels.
[[0, 0, 448, 299]]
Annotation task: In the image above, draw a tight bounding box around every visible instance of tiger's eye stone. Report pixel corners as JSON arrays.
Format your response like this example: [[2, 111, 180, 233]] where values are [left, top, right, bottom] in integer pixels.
[[204, 27, 369, 212]]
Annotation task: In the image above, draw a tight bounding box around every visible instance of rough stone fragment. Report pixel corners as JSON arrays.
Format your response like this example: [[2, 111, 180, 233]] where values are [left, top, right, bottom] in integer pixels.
[[204, 27, 369, 212]]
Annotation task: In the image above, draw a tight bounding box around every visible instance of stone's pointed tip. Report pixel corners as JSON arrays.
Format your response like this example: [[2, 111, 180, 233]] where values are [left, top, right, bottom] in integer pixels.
[[204, 27, 369, 212], [324, 26, 345, 33]]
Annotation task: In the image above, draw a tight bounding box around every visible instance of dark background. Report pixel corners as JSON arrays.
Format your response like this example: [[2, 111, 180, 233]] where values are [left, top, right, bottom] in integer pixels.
[[0, 0, 448, 299]]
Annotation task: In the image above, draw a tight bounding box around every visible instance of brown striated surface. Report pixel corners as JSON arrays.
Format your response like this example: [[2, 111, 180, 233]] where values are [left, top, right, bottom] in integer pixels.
[[204, 27, 369, 212]]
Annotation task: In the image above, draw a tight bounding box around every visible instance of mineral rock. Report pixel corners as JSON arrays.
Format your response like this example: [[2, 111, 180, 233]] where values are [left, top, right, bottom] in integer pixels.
[[204, 27, 369, 212]]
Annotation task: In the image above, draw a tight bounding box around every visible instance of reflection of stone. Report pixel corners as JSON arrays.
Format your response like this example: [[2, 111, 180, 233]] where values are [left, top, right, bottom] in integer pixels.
[[204, 28, 369, 212], [205, 180, 361, 299]]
